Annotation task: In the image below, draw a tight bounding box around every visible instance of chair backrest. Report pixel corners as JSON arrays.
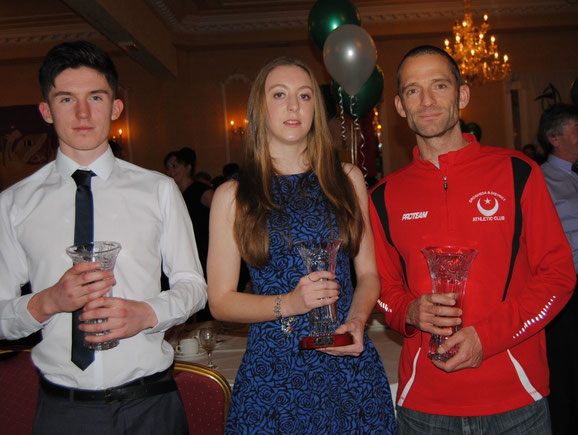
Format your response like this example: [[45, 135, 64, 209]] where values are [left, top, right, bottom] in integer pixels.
[[173, 361, 232, 435], [0, 347, 39, 434]]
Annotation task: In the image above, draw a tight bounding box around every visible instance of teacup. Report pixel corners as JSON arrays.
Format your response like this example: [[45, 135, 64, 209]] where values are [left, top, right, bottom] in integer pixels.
[[176, 337, 200, 356]]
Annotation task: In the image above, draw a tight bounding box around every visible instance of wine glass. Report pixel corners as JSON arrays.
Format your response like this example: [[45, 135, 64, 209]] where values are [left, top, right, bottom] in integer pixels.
[[199, 327, 217, 369]]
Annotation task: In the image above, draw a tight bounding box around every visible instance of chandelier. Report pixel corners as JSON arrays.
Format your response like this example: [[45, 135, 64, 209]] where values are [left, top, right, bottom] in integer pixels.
[[444, 0, 511, 85]]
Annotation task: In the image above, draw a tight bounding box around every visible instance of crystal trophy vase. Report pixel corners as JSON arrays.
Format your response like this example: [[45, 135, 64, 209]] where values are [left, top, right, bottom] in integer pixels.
[[66, 241, 122, 351], [422, 246, 478, 361], [295, 239, 352, 349]]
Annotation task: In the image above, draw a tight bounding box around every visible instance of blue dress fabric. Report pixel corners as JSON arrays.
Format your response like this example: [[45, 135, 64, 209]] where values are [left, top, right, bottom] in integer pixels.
[[226, 171, 396, 434]]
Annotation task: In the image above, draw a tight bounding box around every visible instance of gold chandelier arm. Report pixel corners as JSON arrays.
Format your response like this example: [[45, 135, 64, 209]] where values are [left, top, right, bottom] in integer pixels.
[[443, 0, 511, 84]]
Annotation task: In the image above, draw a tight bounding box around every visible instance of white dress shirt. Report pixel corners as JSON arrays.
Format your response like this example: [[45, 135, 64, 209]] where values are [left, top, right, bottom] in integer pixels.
[[0, 147, 207, 389], [541, 154, 578, 272]]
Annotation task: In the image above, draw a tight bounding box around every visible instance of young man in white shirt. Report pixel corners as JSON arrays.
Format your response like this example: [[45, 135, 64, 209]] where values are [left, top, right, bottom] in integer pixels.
[[0, 40, 207, 434]]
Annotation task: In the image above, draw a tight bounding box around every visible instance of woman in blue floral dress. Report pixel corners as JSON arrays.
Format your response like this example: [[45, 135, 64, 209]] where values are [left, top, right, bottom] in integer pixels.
[[207, 57, 396, 434]]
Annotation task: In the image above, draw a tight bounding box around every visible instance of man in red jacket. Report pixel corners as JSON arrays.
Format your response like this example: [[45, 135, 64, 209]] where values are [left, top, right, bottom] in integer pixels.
[[369, 45, 576, 433]]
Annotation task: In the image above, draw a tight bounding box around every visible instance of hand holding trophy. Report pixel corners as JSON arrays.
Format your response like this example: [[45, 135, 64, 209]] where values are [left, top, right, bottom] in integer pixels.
[[422, 246, 478, 361], [66, 241, 122, 351], [295, 239, 353, 349]]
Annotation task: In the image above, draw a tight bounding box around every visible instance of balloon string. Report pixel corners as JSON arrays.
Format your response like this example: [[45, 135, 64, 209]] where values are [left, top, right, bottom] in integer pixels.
[[349, 96, 367, 177], [338, 87, 347, 149], [349, 96, 356, 165], [350, 120, 355, 165]]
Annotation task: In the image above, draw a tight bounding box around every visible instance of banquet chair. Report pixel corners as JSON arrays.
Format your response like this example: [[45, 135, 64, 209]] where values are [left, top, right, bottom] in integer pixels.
[[0, 346, 39, 434], [173, 361, 232, 435]]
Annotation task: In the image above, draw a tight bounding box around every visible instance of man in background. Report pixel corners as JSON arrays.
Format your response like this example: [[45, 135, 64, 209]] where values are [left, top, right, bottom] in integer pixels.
[[538, 103, 578, 434], [522, 143, 546, 164], [0, 41, 206, 434]]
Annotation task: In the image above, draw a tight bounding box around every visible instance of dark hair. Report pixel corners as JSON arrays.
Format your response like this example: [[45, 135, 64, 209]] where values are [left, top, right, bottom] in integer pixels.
[[396, 45, 462, 97], [223, 163, 240, 178], [538, 103, 578, 155], [163, 151, 178, 168], [194, 171, 212, 184], [175, 147, 196, 167], [211, 175, 227, 189], [164, 147, 197, 176], [38, 40, 118, 100]]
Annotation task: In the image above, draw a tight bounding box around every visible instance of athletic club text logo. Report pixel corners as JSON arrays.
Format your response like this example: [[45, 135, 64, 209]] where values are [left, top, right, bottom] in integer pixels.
[[469, 191, 506, 222]]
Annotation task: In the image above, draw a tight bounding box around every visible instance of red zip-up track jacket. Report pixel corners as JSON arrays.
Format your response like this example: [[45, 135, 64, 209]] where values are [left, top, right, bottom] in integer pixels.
[[369, 134, 576, 416]]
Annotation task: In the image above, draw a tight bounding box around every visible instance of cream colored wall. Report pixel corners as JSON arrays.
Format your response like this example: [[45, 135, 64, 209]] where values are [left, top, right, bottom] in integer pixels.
[[173, 45, 331, 179], [113, 53, 171, 169], [1, 26, 576, 189], [179, 26, 578, 178]]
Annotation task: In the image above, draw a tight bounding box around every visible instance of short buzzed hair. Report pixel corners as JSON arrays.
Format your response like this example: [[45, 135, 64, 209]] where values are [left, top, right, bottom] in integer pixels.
[[537, 103, 578, 155]]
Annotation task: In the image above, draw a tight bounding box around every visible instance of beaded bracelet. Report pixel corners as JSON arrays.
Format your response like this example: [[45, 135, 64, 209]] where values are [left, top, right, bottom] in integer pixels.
[[274, 294, 296, 337]]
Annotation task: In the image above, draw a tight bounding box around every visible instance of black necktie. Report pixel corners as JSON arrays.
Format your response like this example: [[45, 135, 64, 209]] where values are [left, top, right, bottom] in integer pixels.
[[572, 161, 578, 175], [71, 169, 95, 370]]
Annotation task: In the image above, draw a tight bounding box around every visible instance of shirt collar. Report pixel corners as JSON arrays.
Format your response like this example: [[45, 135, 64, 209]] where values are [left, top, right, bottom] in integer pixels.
[[55, 147, 116, 181], [546, 153, 573, 173]]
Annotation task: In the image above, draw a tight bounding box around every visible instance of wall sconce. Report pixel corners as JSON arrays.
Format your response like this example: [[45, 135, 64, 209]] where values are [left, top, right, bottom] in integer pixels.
[[230, 120, 246, 136], [110, 129, 123, 145]]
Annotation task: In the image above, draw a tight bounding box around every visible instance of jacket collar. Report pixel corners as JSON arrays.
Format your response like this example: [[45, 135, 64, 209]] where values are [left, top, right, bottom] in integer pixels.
[[412, 133, 480, 169]]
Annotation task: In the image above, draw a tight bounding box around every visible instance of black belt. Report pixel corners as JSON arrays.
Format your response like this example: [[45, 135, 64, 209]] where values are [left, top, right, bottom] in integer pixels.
[[39, 368, 177, 403]]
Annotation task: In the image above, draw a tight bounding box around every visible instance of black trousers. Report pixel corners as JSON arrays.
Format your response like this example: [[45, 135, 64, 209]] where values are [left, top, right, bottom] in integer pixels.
[[32, 371, 188, 435], [546, 276, 578, 435]]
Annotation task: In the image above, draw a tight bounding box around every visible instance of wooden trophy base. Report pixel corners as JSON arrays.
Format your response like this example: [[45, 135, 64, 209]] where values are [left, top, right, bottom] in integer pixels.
[[299, 332, 353, 350]]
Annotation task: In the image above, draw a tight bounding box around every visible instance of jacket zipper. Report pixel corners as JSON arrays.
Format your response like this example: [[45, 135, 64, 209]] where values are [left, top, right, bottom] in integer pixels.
[[443, 172, 452, 232]]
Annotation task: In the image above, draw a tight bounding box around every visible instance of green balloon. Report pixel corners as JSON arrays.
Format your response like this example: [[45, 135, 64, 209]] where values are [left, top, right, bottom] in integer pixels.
[[308, 0, 361, 50], [332, 66, 384, 118], [464, 122, 482, 141]]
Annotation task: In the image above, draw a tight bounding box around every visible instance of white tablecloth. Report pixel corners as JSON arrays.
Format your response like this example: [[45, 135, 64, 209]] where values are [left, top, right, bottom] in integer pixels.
[[174, 315, 403, 399]]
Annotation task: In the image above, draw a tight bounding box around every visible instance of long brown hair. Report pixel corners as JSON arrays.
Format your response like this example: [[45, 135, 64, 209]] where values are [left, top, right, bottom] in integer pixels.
[[235, 57, 363, 268]]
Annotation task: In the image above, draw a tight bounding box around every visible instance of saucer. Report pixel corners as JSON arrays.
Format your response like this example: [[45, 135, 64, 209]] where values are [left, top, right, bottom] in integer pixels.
[[174, 351, 203, 360]]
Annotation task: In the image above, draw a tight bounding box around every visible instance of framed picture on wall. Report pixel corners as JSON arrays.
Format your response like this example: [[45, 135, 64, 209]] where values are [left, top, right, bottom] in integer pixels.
[[0, 104, 58, 190]]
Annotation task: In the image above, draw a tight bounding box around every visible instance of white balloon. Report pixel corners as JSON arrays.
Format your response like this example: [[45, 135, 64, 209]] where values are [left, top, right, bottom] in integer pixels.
[[323, 24, 377, 96]]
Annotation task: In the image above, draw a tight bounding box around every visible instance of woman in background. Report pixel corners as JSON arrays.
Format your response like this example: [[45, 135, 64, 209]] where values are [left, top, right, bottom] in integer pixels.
[[165, 147, 213, 320], [208, 57, 396, 434], [165, 147, 213, 273]]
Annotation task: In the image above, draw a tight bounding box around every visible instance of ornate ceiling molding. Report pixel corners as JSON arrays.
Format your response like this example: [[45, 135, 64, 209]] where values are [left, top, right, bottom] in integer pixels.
[[147, 0, 577, 34], [0, 0, 575, 47], [0, 10, 98, 46], [0, 25, 100, 46]]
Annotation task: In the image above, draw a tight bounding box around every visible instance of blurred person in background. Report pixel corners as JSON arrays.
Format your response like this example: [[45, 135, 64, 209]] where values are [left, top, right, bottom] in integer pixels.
[[522, 143, 546, 164], [538, 103, 578, 434], [165, 147, 213, 321]]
